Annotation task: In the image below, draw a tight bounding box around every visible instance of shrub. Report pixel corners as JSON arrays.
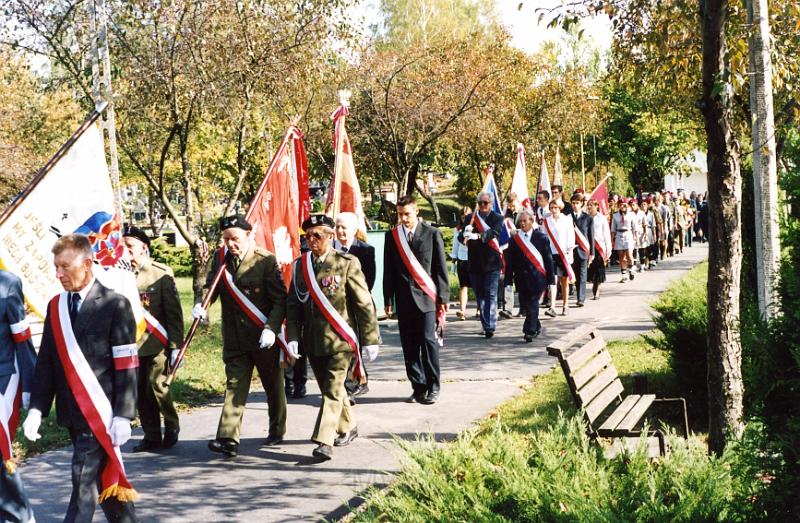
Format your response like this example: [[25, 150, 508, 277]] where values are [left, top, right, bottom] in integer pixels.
[[648, 261, 708, 426], [149, 238, 193, 277]]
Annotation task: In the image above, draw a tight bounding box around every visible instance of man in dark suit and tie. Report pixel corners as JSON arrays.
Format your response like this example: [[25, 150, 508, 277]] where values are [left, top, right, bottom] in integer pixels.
[[24, 233, 139, 523], [0, 269, 37, 523], [505, 210, 555, 341], [570, 193, 594, 306], [335, 212, 377, 400], [383, 196, 449, 404]]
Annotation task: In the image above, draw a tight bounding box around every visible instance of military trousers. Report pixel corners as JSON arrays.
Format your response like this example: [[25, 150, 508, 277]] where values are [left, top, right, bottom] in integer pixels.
[[137, 352, 179, 442], [217, 346, 286, 442], [309, 352, 354, 446]]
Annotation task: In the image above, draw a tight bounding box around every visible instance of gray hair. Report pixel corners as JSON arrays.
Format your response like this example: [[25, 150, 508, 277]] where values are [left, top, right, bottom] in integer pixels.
[[477, 191, 492, 202], [515, 209, 535, 226], [335, 212, 358, 232], [52, 233, 93, 261]]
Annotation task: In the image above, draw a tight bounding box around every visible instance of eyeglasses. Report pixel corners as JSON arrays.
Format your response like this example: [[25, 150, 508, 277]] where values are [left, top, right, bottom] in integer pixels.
[[478, 200, 491, 205], [306, 231, 328, 240]]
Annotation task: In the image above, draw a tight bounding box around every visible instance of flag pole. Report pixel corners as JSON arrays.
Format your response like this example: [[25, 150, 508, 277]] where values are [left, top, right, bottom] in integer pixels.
[[166, 125, 300, 385], [589, 173, 613, 199], [0, 105, 106, 228]]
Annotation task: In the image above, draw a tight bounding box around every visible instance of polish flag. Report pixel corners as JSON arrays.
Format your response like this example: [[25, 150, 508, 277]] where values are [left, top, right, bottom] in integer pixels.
[[508, 143, 531, 209], [326, 96, 367, 233], [589, 174, 611, 216]]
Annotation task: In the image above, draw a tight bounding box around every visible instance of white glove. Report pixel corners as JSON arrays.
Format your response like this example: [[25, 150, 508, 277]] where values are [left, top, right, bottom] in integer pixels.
[[110, 416, 132, 447], [259, 327, 276, 349], [192, 303, 207, 320], [23, 408, 42, 442], [464, 225, 474, 233], [170, 349, 182, 370], [468, 233, 480, 241], [364, 345, 380, 362], [22, 392, 30, 410], [286, 340, 301, 360]]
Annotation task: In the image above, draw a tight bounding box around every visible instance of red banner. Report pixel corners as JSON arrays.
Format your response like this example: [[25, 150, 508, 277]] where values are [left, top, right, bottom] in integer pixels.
[[326, 105, 367, 232]]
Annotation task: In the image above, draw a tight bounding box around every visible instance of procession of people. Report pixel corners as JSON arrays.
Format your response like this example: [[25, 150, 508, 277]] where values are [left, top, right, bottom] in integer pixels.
[[0, 183, 705, 522]]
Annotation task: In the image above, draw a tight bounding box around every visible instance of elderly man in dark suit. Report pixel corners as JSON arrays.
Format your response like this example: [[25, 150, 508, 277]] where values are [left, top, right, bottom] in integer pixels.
[[384, 196, 449, 404], [24, 233, 138, 523], [335, 212, 377, 400], [460, 191, 504, 338], [0, 269, 37, 523]]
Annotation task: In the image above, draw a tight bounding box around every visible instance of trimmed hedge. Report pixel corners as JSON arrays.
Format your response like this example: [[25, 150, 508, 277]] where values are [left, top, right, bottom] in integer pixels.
[[149, 238, 193, 277]]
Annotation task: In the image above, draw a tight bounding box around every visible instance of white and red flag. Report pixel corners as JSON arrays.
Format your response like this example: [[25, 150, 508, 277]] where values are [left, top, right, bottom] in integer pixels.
[[508, 143, 531, 209], [537, 149, 551, 196], [552, 145, 564, 188], [589, 174, 612, 216], [326, 94, 367, 233], [248, 126, 310, 288]]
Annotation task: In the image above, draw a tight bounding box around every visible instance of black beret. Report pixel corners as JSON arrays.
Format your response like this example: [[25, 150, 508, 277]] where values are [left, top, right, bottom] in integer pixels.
[[301, 214, 335, 231], [219, 215, 252, 231], [122, 224, 151, 247]]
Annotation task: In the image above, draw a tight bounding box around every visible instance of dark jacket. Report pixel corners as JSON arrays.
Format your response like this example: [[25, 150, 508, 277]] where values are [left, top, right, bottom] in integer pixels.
[[30, 280, 138, 429], [505, 229, 555, 293], [571, 211, 595, 261], [0, 270, 36, 394], [459, 211, 504, 273], [343, 239, 376, 291], [383, 222, 449, 314]]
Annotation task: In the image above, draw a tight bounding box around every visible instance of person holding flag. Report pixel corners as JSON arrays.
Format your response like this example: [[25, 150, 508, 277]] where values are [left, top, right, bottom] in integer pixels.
[[0, 269, 37, 523], [122, 226, 183, 453], [570, 192, 594, 307], [383, 196, 449, 405], [460, 191, 504, 338], [543, 199, 576, 316], [286, 215, 380, 461], [504, 209, 554, 342], [193, 215, 289, 458], [24, 234, 139, 522], [588, 199, 612, 299]]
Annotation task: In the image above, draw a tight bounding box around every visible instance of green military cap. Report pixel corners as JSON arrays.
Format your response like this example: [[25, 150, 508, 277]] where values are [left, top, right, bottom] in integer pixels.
[[302, 214, 335, 230]]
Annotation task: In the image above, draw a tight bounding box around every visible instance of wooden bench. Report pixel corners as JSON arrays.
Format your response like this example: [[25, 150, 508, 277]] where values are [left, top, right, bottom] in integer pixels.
[[546, 325, 689, 456]]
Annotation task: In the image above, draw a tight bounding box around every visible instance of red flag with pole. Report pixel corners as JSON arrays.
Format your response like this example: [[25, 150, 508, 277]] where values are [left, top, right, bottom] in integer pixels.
[[589, 174, 611, 215], [326, 91, 367, 233]]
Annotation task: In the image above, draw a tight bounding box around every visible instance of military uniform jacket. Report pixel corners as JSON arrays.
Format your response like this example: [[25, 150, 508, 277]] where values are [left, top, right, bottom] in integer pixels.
[[0, 270, 36, 394], [30, 281, 138, 430], [286, 250, 380, 357], [136, 258, 184, 356], [206, 244, 286, 351]]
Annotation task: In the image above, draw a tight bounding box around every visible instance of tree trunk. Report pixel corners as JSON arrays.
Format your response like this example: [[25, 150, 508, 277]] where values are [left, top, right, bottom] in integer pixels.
[[415, 180, 441, 223], [699, 0, 745, 456], [747, 0, 780, 320], [404, 162, 419, 196]]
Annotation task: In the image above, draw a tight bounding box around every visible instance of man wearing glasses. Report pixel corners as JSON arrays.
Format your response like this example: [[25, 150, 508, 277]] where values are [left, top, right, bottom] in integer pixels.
[[460, 192, 504, 338]]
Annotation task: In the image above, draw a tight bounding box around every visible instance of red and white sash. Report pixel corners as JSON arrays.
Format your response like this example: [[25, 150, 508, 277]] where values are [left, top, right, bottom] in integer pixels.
[[472, 212, 503, 256], [300, 252, 365, 381], [392, 227, 437, 302], [48, 294, 137, 502], [218, 249, 292, 361], [512, 233, 547, 277], [574, 226, 590, 255], [543, 216, 576, 282], [594, 238, 608, 261], [143, 310, 168, 348], [0, 358, 21, 474]]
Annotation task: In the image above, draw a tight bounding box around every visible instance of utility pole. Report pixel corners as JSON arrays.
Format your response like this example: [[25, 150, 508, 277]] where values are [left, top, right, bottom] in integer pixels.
[[90, 0, 123, 220], [579, 131, 586, 191]]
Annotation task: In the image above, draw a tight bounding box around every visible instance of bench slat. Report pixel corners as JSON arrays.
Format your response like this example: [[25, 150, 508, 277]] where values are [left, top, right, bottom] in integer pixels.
[[572, 350, 614, 389], [584, 379, 624, 422], [577, 365, 619, 407], [565, 336, 606, 373], [547, 324, 597, 355], [598, 395, 640, 433], [616, 394, 656, 432]]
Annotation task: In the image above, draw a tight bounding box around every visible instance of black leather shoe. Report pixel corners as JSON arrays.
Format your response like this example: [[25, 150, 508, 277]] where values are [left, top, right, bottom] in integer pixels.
[[576, 301, 585, 307], [285, 385, 294, 397], [348, 394, 356, 406], [334, 427, 359, 447], [352, 384, 370, 397], [133, 439, 161, 453], [293, 385, 307, 399], [421, 390, 440, 404], [208, 438, 238, 457], [407, 391, 427, 403], [312, 444, 333, 461], [265, 434, 284, 446], [162, 429, 179, 449], [484, 331, 494, 339], [524, 335, 533, 343]]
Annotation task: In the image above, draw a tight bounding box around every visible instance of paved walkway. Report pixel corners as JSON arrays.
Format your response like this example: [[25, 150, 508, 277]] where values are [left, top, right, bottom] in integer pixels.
[[20, 244, 708, 522]]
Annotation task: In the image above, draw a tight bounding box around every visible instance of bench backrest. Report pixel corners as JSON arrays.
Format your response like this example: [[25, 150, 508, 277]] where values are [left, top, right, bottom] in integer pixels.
[[547, 325, 624, 430]]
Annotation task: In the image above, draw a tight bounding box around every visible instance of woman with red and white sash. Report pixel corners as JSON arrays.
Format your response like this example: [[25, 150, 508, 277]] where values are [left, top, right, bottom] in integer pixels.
[[543, 200, 576, 316], [588, 199, 612, 300], [24, 234, 138, 522]]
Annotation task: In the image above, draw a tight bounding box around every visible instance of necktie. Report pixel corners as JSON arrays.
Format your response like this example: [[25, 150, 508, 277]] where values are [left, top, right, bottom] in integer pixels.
[[231, 256, 240, 272], [70, 292, 81, 324], [341, 246, 348, 254], [407, 231, 414, 243], [313, 256, 320, 272]]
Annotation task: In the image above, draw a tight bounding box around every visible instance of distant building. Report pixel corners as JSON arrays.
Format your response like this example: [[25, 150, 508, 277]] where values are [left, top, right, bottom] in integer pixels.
[[663, 150, 708, 195]]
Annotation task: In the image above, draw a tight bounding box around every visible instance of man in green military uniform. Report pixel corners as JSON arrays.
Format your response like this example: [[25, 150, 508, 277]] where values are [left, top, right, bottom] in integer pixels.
[[286, 214, 380, 461], [123, 225, 184, 452], [193, 215, 289, 458]]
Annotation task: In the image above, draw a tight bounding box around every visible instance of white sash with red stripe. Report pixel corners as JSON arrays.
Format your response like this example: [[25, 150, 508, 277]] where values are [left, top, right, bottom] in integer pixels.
[[300, 252, 365, 380], [594, 238, 608, 261], [574, 226, 590, 255], [512, 232, 547, 277], [0, 357, 20, 473], [143, 310, 168, 348], [49, 293, 137, 501], [543, 216, 576, 282], [472, 212, 503, 255], [392, 227, 437, 302]]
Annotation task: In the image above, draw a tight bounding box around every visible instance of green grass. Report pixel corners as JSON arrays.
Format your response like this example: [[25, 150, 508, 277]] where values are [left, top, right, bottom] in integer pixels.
[[15, 276, 227, 460]]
